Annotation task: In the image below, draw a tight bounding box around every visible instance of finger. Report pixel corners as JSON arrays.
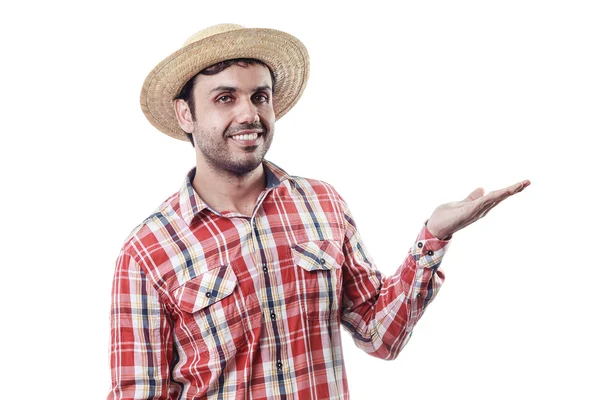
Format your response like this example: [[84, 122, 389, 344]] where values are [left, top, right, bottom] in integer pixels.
[[488, 188, 512, 205], [515, 179, 531, 193], [506, 180, 531, 195], [506, 181, 524, 195], [480, 186, 516, 212], [482, 180, 529, 206], [474, 189, 507, 210], [468, 180, 530, 220], [464, 187, 485, 202], [479, 180, 530, 216], [479, 192, 515, 218]]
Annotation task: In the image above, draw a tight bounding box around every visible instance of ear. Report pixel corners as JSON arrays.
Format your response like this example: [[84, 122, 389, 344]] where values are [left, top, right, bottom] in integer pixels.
[[173, 99, 194, 133]]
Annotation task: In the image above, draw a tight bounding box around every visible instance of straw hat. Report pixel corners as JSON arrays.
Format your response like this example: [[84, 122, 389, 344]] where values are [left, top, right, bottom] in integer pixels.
[[140, 23, 310, 140]]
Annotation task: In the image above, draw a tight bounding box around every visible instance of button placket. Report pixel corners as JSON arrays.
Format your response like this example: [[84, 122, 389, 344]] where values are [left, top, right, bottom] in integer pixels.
[[249, 206, 290, 389]]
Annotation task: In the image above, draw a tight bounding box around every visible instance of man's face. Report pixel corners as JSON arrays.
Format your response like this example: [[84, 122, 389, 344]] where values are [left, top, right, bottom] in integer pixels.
[[187, 63, 275, 177]]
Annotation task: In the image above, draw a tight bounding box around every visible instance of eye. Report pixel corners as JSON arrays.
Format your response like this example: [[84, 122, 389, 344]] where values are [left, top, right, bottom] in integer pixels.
[[217, 95, 233, 103], [253, 94, 269, 103]]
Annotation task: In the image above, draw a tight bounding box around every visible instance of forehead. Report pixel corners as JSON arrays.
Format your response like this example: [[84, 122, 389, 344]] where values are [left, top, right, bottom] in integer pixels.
[[194, 63, 273, 91]]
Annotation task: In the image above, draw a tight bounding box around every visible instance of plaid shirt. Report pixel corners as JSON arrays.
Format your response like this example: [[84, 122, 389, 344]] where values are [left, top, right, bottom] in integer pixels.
[[108, 160, 450, 399]]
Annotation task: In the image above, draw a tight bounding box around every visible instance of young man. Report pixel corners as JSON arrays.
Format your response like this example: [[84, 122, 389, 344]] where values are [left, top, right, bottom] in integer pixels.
[[108, 24, 530, 399]]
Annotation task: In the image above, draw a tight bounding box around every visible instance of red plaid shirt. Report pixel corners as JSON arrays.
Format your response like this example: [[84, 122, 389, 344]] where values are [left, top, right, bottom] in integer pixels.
[[108, 160, 450, 399]]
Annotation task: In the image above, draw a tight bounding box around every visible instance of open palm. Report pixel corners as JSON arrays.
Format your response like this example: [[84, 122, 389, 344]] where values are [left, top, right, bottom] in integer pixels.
[[426, 179, 531, 240]]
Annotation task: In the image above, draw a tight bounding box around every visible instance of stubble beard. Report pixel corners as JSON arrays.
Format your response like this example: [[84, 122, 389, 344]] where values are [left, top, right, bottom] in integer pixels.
[[193, 124, 274, 178]]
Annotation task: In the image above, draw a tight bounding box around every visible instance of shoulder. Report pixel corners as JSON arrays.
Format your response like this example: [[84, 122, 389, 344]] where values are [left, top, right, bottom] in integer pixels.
[[119, 190, 181, 258], [282, 175, 351, 222], [288, 175, 342, 198], [285, 175, 349, 208]]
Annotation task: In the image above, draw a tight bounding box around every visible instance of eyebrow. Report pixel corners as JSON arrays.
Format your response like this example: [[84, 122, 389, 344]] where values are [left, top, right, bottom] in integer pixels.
[[210, 85, 272, 94]]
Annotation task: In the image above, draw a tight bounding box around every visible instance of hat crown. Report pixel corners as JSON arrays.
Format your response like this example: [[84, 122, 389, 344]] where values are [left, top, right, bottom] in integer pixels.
[[183, 24, 245, 46]]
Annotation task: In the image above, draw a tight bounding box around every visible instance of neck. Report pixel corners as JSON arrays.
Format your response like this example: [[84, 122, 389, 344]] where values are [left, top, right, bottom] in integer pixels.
[[192, 155, 266, 217]]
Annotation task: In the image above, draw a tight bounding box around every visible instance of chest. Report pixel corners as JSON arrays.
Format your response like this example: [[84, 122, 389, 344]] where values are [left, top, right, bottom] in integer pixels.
[[150, 191, 348, 357]]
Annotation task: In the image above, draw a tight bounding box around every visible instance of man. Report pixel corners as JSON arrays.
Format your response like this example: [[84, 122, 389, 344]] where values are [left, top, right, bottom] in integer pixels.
[[108, 24, 530, 399]]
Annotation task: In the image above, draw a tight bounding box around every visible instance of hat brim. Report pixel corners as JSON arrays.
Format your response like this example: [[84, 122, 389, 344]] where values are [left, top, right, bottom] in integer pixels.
[[140, 28, 310, 140]]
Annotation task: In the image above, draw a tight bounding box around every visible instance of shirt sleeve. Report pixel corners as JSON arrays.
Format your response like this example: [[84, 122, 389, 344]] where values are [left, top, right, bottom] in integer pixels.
[[108, 249, 173, 399], [339, 200, 450, 360]]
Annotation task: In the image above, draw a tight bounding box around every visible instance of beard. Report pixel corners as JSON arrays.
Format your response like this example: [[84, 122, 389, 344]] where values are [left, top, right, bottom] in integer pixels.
[[193, 121, 274, 178]]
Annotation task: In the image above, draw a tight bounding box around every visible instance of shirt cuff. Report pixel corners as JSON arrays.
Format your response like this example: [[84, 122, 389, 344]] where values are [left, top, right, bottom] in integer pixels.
[[410, 221, 452, 270]]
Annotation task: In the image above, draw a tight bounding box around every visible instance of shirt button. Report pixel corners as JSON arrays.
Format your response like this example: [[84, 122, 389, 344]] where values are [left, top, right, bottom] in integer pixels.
[[205, 292, 212, 298], [416, 293, 422, 298], [320, 258, 326, 265], [263, 265, 268, 273], [277, 360, 283, 370], [270, 312, 276, 320], [417, 242, 423, 248], [427, 250, 434, 256]]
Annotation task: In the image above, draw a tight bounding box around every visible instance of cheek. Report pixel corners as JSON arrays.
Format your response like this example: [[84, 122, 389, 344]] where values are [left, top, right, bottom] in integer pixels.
[[195, 113, 232, 133], [260, 109, 276, 126]]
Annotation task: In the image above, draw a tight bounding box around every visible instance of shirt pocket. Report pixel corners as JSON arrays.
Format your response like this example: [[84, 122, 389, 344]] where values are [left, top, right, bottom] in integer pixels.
[[171, 263, 247, 357], [291, 240, 344, 320]]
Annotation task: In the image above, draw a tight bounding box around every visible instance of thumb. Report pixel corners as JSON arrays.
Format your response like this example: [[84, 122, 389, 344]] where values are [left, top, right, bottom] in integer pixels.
[[464, 187, 485, 201]]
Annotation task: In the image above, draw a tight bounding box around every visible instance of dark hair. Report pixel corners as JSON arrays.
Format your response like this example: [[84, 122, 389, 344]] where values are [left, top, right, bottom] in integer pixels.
[[175, 58, 276, 147]]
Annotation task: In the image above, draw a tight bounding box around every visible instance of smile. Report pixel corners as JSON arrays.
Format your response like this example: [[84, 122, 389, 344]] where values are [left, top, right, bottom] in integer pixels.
[[230, 132, 259, 141]]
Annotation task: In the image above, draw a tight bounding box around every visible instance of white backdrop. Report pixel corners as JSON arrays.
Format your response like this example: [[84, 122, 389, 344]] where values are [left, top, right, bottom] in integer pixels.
[[1, 0, 598, 398]]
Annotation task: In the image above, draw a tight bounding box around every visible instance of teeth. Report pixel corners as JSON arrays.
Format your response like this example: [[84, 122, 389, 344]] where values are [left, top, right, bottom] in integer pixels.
[[232, 132, 258, 140]]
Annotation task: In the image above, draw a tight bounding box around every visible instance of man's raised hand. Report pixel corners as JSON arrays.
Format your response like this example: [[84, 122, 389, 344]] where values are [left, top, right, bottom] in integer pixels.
[[426, 180, 531, 240]]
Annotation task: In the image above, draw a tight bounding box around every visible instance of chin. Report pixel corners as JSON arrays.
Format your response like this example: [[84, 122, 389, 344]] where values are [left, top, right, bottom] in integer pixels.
[[227, 158, 264, 177]]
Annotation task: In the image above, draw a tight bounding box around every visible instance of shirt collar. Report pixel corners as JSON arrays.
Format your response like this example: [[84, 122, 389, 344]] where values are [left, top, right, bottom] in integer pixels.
[[179, 159, 291, 226]]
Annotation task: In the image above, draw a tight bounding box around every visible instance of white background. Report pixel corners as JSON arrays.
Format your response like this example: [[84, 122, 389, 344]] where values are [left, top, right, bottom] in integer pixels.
[[1, 0, 598, 398]]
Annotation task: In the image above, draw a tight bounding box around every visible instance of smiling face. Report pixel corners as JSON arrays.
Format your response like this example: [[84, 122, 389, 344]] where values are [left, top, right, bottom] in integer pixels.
[[174, 62, 276, 178]]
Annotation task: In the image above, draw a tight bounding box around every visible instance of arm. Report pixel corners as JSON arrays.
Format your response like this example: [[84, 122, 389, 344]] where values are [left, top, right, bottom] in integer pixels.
[[108, 250, 173, 400], [340, 200, 450, 360], [340, 179, 530, 360]]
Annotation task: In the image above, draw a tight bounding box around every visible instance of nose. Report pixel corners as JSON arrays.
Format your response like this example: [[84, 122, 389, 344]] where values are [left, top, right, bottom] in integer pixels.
[[235, 97, 260, 124]]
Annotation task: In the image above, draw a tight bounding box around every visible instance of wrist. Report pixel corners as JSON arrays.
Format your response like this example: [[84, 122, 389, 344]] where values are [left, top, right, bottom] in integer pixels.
[[425, 220, 452, 241]]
